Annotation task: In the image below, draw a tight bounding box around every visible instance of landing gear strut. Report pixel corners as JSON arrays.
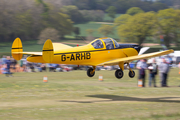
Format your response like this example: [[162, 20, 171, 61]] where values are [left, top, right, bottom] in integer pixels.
[[87, 66, 96, 77], [127, 63, 135, 78], [115, 69, 124, 79]]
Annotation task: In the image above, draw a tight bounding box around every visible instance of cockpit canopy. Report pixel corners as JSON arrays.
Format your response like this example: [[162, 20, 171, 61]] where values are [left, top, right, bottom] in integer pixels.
[[91, 37, 119, 49]]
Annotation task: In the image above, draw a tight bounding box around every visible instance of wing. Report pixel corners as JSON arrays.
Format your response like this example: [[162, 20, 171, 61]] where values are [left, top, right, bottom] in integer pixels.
[[98, 50, 174, 66]]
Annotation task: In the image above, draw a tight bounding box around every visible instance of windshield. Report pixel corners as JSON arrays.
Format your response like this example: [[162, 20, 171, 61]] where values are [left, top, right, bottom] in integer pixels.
[[102, 38, 114, 49], [91, 39, 104, 49], [111, 38, 119, 48]]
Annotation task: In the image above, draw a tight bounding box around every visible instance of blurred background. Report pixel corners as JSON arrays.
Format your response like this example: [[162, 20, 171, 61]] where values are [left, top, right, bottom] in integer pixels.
[[0, 0, 180, 56], [1, 1, 180, 119]]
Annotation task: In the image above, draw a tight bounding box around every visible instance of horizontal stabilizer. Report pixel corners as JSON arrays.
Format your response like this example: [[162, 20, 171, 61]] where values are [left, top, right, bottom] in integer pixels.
[[12, 52, 42, 55]]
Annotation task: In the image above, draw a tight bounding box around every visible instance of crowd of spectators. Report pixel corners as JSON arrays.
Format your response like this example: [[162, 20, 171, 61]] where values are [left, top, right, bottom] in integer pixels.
[[0, 55, 74, 76], [136, 56, 174, 87]]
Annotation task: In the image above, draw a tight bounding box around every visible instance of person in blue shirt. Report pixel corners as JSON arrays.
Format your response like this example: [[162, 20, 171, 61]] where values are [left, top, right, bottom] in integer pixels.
[[5, 56, 12, 77]]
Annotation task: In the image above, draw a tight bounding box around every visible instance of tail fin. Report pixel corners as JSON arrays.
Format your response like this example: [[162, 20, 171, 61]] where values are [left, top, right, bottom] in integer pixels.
[[11, 37, 23, 60], [42, 39, 54, 63]]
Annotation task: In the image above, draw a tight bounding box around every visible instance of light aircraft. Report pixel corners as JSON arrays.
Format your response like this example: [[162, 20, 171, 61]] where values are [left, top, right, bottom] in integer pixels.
[[11, 37, 174, 79]]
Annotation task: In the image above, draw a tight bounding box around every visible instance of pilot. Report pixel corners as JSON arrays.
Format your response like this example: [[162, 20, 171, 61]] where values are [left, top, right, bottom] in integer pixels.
[[95, 41, 103, 48], [106, 42, 113, 49]]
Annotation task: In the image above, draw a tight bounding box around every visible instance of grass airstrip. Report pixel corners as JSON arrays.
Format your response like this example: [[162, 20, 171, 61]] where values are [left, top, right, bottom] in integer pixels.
[[0, 68, 180, 120]]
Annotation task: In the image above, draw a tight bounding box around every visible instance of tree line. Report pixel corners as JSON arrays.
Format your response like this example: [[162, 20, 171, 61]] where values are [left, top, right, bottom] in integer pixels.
[[113, 7, 180, 47], [0, 0, 180, 48], [0, 0, 107, 42], [60, 0, 169, 13]]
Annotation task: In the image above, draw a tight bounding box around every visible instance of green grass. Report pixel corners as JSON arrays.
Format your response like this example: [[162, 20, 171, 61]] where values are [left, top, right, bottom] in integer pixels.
[[103, 14, 121, 22], [73, 13, 121, 39], [0, 68, 180, 120], [74, 22, 119, 39]]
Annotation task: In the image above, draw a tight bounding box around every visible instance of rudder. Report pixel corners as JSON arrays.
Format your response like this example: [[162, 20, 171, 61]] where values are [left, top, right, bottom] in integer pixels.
[[42, 39, 54, 63], [11, 37, 23, 60]]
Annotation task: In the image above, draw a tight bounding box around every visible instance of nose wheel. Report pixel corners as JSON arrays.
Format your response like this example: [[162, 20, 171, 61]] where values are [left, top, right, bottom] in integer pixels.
[[87, 67, 95, 77], [115, 69, 124, 79]]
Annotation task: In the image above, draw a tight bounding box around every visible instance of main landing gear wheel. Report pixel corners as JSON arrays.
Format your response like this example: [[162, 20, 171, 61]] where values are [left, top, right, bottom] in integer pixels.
[[115, 69, 124, 79], [87, 68, 95, 77], [129, 70, 135, 78]]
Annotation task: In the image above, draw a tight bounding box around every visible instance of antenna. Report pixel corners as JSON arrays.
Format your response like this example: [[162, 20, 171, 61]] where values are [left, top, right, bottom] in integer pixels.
[[79, 36, 88, 43]]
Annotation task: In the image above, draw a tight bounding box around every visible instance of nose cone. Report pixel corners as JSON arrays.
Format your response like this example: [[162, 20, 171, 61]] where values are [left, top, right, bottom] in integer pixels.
[[134, 45, 141, 53]]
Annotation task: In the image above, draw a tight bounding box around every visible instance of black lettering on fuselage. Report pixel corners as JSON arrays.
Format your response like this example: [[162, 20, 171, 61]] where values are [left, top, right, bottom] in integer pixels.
[[61, 54, 66, 61], [70, 54, 75, 61], [81, 53, 85, 60], [76, 53, 80, 60], [60, 52, 91, 62], [86, 52, 91, 59]]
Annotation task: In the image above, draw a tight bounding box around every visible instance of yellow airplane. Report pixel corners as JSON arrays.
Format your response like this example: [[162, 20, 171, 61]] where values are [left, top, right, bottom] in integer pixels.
[[11, 37, 174, 79]]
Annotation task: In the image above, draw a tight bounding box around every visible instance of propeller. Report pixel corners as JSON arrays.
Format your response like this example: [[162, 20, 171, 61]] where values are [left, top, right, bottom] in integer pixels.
[[138, 47, 150, 55]]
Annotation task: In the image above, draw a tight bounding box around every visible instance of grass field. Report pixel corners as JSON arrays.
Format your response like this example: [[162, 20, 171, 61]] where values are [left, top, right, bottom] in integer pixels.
[[74, 22, 119, 39], [0, 68, 180, 120]]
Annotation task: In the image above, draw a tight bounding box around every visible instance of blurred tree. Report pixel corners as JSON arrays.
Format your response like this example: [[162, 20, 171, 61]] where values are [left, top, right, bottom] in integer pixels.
[[157, 8, 180, 47], [151, 2, 169, 12], [126, 7, 144, 16], [38, 28, 60, 44], [98, 25, 114, 37], [80, 10, 105, 22], [0, 10, 13, 41], [73, 27, 80, 39], [35, 0, 49, 19], [86, 29, 94, 35], [48, 12, 73, 39], [0, 0, 75, 42], [60, 5, 84, 23], [114, 14, 131, 26], [106, 6, 117, 19], [13, 10, 33, 40], [117, 12, 157, 45]]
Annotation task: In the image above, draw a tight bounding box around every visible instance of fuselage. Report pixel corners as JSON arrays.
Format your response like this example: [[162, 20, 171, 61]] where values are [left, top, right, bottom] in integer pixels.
[[27, 38, 140, 66]]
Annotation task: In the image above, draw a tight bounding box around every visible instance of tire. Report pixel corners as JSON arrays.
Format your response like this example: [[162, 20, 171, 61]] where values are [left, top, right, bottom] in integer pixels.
[[115, 69, 124, 79], [129, 70, 135, 78], [87, 68, 95, 77]]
